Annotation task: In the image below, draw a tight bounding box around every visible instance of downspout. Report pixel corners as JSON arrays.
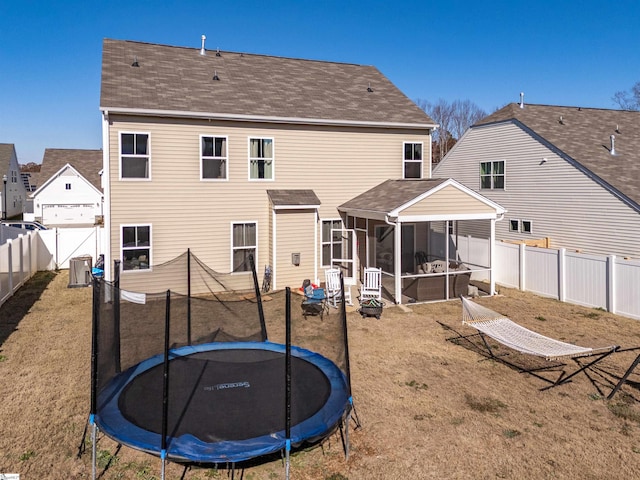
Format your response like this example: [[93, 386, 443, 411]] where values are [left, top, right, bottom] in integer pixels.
[[385, 214, 402, 304], [101, 110, 112, 281]]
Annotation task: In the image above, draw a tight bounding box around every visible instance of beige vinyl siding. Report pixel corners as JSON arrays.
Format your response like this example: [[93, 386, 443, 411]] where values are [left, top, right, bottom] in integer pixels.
[[435, 122, 640, 258], [401, 185, 496, 216], [273, 210, 316, 289], [108, 115, 430, 289]]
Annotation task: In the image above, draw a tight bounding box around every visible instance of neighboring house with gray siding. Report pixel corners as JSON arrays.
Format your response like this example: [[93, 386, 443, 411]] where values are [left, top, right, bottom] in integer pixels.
[[100, 39, 508, 300], [30, 149, 103, 226], [0, 143, 27, 219], [434, 103, 640, 259]]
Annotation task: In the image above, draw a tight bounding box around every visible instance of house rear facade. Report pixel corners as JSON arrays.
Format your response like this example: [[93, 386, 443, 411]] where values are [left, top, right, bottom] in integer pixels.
[[434, 103, 640, 259], [100, 39, 437, 290]]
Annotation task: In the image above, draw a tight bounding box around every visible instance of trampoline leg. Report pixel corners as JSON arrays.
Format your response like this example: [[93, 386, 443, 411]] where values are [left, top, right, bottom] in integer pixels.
[[285, 439, 291, 480], [345, 412, 351, 460], [91, 420, 97, 480], [160, 451, 166, 480]]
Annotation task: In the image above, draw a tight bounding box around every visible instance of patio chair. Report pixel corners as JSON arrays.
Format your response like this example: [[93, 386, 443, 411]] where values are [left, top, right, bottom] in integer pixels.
[[325, 268, 343, 308], [359, 267, 382, 302]]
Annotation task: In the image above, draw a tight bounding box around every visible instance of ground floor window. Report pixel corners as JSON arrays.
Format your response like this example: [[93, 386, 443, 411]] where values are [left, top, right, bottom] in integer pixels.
[[122, 225, 150, 270], [232, 222, 257, 272]]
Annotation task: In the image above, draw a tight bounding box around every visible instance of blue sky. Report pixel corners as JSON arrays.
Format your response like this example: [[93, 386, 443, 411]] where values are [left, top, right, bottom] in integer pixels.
[[1, 0, 639, 164]]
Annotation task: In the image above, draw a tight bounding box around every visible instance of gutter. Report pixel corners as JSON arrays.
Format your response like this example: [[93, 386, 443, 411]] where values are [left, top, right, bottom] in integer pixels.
[[99, 106, 437, 131]]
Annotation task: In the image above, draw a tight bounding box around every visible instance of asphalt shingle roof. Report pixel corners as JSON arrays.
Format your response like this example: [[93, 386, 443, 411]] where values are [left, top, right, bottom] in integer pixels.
[[267, 190, 321, 207], [339, 179, 448, 214], [476, 103, 640, 208], [36, 149, 103, 192], [100, 39, 435, 127]]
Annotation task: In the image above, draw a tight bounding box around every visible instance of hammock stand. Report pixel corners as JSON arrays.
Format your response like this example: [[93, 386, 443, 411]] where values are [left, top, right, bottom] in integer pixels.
[[459, 297, 620, 391]]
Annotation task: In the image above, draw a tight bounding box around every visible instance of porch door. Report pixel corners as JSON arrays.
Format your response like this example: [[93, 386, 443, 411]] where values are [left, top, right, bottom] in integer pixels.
[[331, 227, 357, 284], [401, 224, 415, 273]]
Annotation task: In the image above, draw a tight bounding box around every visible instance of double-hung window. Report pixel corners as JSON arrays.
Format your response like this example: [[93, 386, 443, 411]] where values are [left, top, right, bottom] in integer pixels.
[[249, 138, 273, 180], [201, 135, 228, 179], [120, 133, 150, 179], [403, 142, 423, 179], [122, 225, 151, 270], [321, 219, 342, 267], [232, 222, 257, 272], [480, 160, 505, 189]]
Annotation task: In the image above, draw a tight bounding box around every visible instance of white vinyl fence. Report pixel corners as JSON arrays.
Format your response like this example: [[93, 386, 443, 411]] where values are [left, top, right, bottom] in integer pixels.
[[0, 226, 105, 308], [493, 242, 640, 320]]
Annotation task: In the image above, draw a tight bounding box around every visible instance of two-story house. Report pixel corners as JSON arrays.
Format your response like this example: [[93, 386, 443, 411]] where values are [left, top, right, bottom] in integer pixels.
[[30, 148, 103, 226], [0, 143, 28, 220], [100, 39, 506, 301], [434, 102, 640, 259]]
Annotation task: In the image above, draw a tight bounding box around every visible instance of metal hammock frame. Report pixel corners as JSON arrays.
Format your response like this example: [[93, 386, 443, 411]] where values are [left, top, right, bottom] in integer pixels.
[[459, 296, 620, 390]]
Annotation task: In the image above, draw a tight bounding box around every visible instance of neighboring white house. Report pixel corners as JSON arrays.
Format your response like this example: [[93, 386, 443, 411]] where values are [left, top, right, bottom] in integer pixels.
[[30, 149, 103, 226], [0, 143, 28, 219], [434, 102, 640, 259]]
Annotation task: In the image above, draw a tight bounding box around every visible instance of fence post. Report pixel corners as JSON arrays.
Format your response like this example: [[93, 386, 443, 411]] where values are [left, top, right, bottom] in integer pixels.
[[607, 255, 616, 314], [519, 243, 526, 291], [7, 239, 13, 294], [558, 248, 566, 302]]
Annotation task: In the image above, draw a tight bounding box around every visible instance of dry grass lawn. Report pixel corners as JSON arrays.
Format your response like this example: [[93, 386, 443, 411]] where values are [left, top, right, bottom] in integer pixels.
[[1, 271, 640, 479]]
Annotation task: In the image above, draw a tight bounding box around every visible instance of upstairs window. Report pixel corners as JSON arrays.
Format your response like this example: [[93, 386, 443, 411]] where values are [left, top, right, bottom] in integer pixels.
[[201, 135, 228, 180], [65, 183, 71, 190], [232, 222, 257, 272], [120, 133, 150, 179], [480, 160, 505, 189], [122, 225, 151, 270], [249, 138, 273, 180], [403, 142, 423, 179]]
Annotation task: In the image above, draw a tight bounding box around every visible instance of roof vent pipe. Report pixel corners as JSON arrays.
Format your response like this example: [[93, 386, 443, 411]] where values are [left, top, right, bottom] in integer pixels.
[[200, 35, 206, 55], [610, 135, 616, 155], [519, 92, 524, 108]]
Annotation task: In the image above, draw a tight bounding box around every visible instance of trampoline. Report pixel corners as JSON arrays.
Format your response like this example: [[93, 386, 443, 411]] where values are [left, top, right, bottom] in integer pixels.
[[84, 251, 357, 479], [96, 342, 349, 462]]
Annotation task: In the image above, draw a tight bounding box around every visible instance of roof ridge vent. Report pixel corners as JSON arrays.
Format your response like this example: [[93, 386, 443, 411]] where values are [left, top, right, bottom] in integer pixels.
[[200, 35, 206, 56], [559, 115, 564, 125], [367, 82, 373, 93], [131, 56, 139, 67], [610, 134, 616, 155], [213, 70, 220, 81], [615, 124, 621, 134], [519, 92, 524, 109]]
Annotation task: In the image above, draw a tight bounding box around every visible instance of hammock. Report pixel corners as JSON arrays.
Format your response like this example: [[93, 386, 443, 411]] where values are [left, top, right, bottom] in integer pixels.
[[461, 297, 617, 361]]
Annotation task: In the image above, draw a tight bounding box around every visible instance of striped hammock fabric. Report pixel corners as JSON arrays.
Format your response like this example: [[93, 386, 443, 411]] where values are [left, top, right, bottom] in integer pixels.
[[461, 297, 616, 361]]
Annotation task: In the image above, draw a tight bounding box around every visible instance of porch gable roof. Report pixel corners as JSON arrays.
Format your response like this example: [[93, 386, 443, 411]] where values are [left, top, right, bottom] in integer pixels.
[[338, 178, 506, 221]]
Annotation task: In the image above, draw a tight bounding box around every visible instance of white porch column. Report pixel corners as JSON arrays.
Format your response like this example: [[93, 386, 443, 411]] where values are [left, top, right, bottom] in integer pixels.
[[489, 219, 496, 296], [394, 219, 402, 304]]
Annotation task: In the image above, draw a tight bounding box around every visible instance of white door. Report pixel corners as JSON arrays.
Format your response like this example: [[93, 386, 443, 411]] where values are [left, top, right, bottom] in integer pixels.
[[330, 227, 357, 285]]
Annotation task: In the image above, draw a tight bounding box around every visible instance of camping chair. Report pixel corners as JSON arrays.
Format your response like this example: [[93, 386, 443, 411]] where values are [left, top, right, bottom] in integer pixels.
[[301, 283, 329, 320], [359, 267, 382, 302], [325, 268, 343, 308]]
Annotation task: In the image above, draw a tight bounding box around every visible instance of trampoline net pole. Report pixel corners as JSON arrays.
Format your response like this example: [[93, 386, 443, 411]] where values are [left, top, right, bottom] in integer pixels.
[[161, 290, 171, 456], [113, 260, 121, 373], [250, 254, 268, 341], [90, 277, 100, 417], [187, 248, 192, 345], [285, 287, 292, 480]]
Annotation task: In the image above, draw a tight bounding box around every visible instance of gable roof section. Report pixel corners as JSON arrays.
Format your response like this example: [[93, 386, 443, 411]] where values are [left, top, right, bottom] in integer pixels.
[[35, 149, 103, 192], [475, 103, 640, 208], [267, 190, 321, 209], [0, 143, 16, 174], [31, 163, 103, 198], [339, 178, 505, 221], [100, 39, 436, 129]]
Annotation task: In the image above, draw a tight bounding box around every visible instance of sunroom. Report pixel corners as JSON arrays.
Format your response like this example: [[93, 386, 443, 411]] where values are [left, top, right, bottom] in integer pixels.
[[337, 178, 506, 304]]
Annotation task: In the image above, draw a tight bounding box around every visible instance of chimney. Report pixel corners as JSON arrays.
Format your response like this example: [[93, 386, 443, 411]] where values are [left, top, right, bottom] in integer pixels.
[[519, 92, 525, 109], [610, 135, 616, 155], [200, 35, 206, 56]]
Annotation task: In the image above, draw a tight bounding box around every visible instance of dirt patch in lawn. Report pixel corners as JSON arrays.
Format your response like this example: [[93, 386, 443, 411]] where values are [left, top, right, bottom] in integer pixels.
[[1, 271, 640, 479]]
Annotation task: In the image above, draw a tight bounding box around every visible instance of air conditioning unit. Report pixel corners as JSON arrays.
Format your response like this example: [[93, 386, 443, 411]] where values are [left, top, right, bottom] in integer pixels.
[[68, 255, 93, 288]]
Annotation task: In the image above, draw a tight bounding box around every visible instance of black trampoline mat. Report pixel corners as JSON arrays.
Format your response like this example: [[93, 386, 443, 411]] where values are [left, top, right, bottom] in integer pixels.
[[119, 348, 331, 442]]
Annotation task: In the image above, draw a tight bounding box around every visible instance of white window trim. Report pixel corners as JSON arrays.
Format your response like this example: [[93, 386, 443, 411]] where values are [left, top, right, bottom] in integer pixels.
[[480, 160, 506, 190], [321, 218, 343, 267], [200, 134, 229, 181], [120, 224, 152, 273], [247, 137, 275, 181], [119, 131, 152, 181], [402, 141, 423, 179], [230, 221, 258, 273]]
